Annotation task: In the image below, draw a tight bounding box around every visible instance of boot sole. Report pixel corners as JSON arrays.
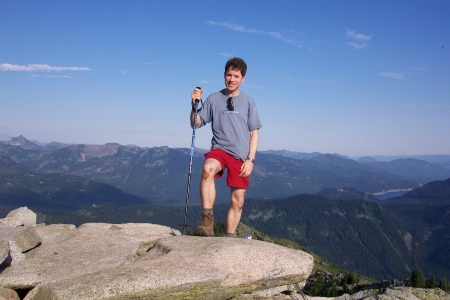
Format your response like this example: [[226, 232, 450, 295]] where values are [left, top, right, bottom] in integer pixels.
[[194, 227, 215, 237]]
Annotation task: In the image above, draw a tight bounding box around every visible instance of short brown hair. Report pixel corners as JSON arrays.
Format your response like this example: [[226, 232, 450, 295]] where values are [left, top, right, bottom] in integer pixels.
[[225, 57, 247, 77]]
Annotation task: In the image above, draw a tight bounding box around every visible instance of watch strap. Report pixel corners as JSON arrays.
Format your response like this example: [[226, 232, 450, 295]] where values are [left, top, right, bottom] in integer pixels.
[[246, 157, 255, 163]]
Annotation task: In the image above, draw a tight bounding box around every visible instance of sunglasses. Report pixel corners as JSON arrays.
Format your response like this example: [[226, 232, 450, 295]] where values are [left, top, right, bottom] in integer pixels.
[[226, 97, 234, 111]]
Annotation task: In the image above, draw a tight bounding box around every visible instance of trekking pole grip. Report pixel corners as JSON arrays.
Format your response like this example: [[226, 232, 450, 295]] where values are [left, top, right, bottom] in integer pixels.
[[192, 87, 201, 111], [195, 86, 201, 103]]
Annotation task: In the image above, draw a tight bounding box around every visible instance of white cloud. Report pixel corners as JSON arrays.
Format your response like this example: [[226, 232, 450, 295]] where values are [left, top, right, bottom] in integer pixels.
[[379, 72, 404, 79], [206, 21, 262, 34], [1, 63, 90, 72], [46, 75, 71, 78], [346, 29, 372, 41], [345, 29, 372, 50], [30, 74, 72, 79], [206, 21, 307, 49], [267, 31, 295, 44], [220, 53, 234, 57]]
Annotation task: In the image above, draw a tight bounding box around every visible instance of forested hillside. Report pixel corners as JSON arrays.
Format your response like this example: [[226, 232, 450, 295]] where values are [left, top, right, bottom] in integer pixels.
[[315, 187, 379, 202], [381, 178, 450, 280], [31, 195, 412, 280], [241, 195, 411, 280], [0, 156, 149, 215]]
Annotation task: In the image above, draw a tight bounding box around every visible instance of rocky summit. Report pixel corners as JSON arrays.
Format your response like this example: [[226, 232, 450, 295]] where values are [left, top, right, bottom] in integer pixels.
[[1, 207, 449, 300], [0, 207, 313, 299]]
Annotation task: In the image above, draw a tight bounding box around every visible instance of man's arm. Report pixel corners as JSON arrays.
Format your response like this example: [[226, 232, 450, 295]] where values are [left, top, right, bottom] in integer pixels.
[[190, 87, 203, 129], [240, 129, 259, 177], [247, 129, 258, 160], [190, 110, 202, 129]]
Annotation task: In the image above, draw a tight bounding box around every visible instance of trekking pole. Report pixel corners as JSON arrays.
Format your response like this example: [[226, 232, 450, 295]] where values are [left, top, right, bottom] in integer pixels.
[[180, 87, 201, 235]]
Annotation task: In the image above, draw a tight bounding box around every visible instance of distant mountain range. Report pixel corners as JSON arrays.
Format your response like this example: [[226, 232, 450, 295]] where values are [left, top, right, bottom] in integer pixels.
[[261, 149, 325, 159], [3, 133, 449, 162], [357, 155, 450, 164], [0, 135, 426, 205], [362, 158, 450, 182]]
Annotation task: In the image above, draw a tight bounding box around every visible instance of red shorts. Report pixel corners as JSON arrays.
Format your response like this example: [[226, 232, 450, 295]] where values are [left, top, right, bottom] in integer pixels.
[[204, 148, 250, 189]]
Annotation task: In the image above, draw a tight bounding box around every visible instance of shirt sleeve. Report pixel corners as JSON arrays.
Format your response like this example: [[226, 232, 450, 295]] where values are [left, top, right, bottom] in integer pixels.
[[247, 98, 262, 131], [198, 96, 212, 126]]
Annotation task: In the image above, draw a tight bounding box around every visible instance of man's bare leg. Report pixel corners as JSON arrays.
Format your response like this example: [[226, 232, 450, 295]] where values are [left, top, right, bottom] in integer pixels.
[[200, 158, 222, 209], [226, 187, 246, 235], [195, 158, 222, 237]]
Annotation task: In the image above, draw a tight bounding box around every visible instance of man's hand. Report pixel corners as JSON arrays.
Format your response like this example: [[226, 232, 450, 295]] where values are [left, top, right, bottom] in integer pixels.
[[239, 160, 254, 177], [191, 87, 202, 107]]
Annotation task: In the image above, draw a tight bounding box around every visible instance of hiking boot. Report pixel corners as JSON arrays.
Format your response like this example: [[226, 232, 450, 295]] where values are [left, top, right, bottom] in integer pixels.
[[194, 213, 215, 237]]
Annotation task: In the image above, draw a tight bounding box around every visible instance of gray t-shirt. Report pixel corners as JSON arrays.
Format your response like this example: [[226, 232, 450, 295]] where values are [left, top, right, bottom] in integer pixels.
[[199, 89, 262, 161]]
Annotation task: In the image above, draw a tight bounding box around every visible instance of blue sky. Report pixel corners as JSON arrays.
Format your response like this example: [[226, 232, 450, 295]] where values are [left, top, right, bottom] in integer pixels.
[[1, 1, 449, 156]]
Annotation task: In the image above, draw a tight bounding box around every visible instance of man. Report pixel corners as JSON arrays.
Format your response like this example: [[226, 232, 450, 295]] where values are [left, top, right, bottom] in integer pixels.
[[190, 57, 262, 237]]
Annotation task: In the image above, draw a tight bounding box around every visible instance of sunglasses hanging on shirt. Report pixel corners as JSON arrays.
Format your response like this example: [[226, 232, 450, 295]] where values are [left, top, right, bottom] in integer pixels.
[[226, 97, 234, 111]]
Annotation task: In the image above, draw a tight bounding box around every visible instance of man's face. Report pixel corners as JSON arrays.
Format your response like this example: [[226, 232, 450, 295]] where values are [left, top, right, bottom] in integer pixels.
[[224, 68, 245, 94]]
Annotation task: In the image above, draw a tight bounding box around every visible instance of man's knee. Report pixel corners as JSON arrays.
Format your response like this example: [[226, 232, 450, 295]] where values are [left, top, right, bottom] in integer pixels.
[[202, 160, 220, 180], [231, 200, 244, 210], [201, 165, 216, 180], [231, 189, 245, 209]]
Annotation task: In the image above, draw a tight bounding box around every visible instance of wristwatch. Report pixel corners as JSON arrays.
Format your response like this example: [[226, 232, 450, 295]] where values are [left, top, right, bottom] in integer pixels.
[[246, 157, 255, 163]]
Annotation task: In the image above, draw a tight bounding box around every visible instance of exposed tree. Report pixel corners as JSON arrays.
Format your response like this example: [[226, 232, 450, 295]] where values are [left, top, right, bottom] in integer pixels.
[[345, 272, 358, 284], [425, 272, 436, 288], [307, 275, 324, 296], [409, 268, 424, 288], [439, 277, 449, 292]]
